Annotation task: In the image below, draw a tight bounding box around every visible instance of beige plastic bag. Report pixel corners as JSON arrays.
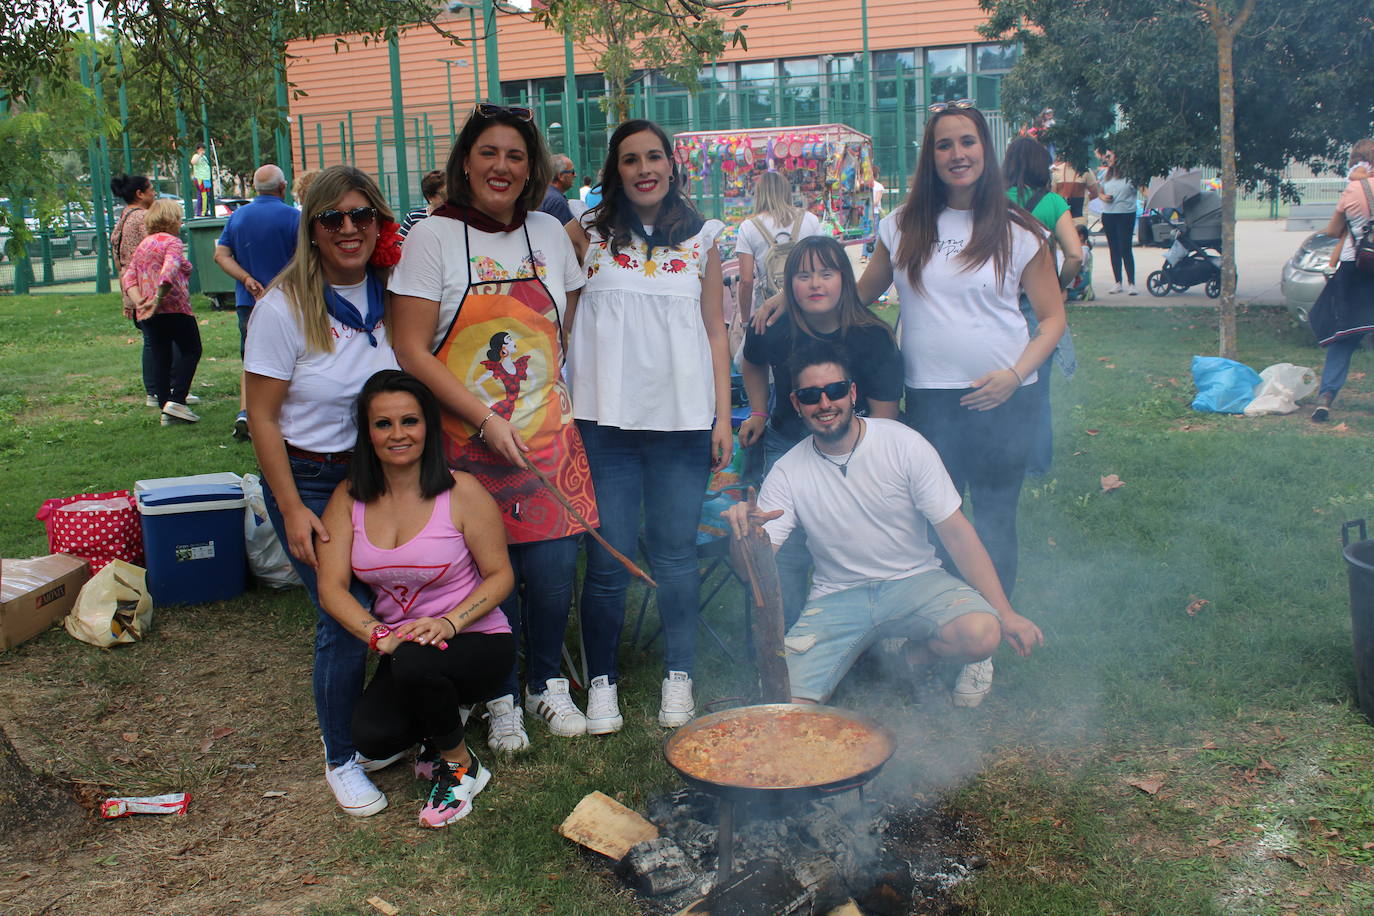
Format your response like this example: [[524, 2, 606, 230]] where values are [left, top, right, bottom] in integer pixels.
[[63, 559, 154, 647]]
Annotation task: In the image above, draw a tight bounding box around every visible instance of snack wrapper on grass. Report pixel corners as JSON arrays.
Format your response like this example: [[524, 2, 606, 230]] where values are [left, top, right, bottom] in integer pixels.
[[100, 792, 191, 819]]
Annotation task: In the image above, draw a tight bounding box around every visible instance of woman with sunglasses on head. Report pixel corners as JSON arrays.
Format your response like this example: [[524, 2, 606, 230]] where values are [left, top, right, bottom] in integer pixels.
[[755, 100, 1061, 707], [738, 235, 902, 627], [565, 119, 734, 729], [390, 103, 596, 754], [316, 370, 515, 828], [244, 165, 404, 818]]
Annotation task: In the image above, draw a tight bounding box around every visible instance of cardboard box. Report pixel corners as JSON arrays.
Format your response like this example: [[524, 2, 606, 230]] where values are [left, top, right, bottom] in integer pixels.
[[1, 554, 91, 650]]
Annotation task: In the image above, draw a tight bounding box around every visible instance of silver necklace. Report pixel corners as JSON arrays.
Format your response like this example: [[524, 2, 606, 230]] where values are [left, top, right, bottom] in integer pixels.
[[812, 421, 863, 477]]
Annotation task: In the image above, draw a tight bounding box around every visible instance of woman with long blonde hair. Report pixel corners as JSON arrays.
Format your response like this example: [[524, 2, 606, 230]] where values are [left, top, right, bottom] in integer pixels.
[[244, 165, 404, 818], [735, 170, 821, 323]]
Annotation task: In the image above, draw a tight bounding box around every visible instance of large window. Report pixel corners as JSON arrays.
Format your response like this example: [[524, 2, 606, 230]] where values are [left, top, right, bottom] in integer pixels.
[[781, 58, 821, 123], [697, 64, 732, 132], [825, 54, 860, 125], [975, 42, 1019, 74], [738, 61, 777, 128], [925, 47, 969, 104]]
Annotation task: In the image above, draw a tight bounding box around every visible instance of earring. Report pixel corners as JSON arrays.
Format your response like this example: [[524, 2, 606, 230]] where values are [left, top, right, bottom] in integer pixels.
[[669, 173, 676, 183]]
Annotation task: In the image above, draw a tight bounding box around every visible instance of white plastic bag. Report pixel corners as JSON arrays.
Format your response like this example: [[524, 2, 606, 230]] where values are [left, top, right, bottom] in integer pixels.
[[241, 474, 301, 589], [1243, 363, 1318, 416]]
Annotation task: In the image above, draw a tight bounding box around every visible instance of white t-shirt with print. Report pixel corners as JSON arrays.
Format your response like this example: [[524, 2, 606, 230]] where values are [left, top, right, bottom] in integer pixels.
[[879, 206, 1043, 389], [387, 210, 585, 352], [244, 283, 400, 453], [570, 217, 724, 430], [757, 418, 961, 599]]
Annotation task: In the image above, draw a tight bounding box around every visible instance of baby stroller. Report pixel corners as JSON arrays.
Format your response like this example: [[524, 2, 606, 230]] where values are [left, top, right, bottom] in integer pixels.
[[1145, 190, 1223, 299], [1066, 235, 1095, 301]]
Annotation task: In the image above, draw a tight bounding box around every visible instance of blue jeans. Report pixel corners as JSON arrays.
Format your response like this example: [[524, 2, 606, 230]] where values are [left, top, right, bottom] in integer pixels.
[[763, 426, 812, 629], [496, 534, 581, 698], [1319, 333, 1366, 400], [577, 421, 712, 680], [261, 454, 373, 768]]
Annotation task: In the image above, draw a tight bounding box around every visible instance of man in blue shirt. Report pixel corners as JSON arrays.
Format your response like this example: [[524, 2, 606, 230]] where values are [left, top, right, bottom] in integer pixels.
[[214, 164, 299, 439], [538, 154, 576, 226]]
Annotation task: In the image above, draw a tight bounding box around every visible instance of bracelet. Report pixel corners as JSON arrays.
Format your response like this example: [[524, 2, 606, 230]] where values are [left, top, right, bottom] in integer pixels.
[[1008, 366, 1024, 384], [476, 410, 496, 440], [749, 410, 768, 419], [368, 623, 392, 653]]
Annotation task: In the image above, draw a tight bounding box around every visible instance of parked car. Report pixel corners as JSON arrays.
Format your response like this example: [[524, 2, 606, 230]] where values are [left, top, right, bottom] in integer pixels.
[[1281, 231, 1340, 323]]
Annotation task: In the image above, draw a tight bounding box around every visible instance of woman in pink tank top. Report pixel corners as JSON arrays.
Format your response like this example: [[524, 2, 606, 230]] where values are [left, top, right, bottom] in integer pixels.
[[318, 370, 514, 828]]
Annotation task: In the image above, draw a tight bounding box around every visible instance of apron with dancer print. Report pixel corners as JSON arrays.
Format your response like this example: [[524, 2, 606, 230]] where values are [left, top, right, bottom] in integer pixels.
[[433, 222, 597, 543]]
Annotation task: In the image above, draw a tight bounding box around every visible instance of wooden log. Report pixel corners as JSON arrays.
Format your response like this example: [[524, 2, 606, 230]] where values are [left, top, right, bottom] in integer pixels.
[[729, 494, 791, 704]]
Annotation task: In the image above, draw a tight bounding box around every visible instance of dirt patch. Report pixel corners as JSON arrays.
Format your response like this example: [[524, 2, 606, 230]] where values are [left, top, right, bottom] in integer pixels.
[[0, 600, 363, 916]]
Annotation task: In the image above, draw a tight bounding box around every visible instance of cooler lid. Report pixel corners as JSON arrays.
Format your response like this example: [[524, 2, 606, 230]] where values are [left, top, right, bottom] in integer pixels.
[[137, 483, 245, 509]]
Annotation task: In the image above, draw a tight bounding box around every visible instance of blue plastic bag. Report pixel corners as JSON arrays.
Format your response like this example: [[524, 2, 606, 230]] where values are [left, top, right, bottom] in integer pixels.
[[1190, 356, 1261, 414]]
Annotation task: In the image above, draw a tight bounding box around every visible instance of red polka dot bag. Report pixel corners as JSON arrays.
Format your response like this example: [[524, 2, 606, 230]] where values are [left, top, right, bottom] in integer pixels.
[[35, 490, 145, 574]]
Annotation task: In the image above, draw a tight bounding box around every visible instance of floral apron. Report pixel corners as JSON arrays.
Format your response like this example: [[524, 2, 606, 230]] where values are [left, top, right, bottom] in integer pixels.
[[434, 222, 597, 543]]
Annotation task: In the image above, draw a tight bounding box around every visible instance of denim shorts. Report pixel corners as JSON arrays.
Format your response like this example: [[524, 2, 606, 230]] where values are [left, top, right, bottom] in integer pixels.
[[784, 568, 999, 702]]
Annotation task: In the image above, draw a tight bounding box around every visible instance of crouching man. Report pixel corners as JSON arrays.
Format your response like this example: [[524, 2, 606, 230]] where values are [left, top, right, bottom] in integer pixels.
[[724, 344, 1043, 706]]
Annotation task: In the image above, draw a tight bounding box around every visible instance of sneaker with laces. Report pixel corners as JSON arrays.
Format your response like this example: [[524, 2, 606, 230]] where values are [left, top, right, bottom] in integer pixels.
[[525, 678, 587, 736], [357, 749, 406, 773], [485, 694, 531, 754], [1109, 282, 1123, 294], [145, 394, 159, 408], [952, 658, 994, 708], [325, 754, 387, 817], [185, 394, 200, 405], [232, 409, 250, 441], [585, 675, 624, 735], [413, 741, 441, 781], [658, 671, 695, 727], [1127, 283, 1139, 296], [419, 753, 491, 828], [162, 401, 200, 423]]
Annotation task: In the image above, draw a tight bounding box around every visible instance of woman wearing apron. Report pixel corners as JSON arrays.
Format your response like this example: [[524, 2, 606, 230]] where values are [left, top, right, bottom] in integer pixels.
[[391, 104, 597, 754]]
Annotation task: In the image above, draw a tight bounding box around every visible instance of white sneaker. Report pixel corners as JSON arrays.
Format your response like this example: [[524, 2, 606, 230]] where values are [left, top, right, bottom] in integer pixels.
[[1127, 284, 1139, 296], [161, 401, 200, 423], [585, 675, 624, 735], [525, 677, 587, 736], [145, 394, 159, 408], [658, 671, 695, 727], [325, 754, 387, 817], [1109, 282, 1123, 294], [185, 394, 200, 405], [356, 749, 406, 773], [485, 694, 531, 753], [952, 658, 994, 708]]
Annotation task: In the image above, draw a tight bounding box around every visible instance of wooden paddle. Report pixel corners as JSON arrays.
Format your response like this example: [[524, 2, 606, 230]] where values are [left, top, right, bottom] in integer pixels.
[[524, 461, 658, 589]]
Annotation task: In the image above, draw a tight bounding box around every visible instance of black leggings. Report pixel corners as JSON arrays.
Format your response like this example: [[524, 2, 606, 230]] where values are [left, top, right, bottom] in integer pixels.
[[905, 385, 1036, 598], [141, 312, 202, 406], [352, 632, 514, 757], [1100, 212, 1136, 285]]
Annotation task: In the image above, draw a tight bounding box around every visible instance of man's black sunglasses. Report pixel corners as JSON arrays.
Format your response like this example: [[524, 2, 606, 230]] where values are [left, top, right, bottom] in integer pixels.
[[313, 206, 376, 232], [793, 379, 853, 405]]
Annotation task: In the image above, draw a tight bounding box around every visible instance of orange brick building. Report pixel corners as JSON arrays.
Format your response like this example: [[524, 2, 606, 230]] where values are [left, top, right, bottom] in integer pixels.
[[284, 0, 1016, 205]]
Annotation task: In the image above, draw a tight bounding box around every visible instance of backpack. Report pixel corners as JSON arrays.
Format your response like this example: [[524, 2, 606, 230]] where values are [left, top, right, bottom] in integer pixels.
[[750, 212, 806, 299], [1355, 180, 1374, 273]]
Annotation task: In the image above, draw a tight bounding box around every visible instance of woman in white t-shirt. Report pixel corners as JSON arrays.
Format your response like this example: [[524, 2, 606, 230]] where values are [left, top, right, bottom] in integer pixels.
[[735, 170, 822, 323], [566, 119, 734, 730], [390, 104, 594, 754], [244, 165, 402, 818], [756, 101, 1065, 706]]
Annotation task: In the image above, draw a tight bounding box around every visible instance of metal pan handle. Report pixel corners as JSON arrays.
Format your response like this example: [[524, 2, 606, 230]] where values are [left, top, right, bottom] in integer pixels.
[[1343, 519, 1367, 548]]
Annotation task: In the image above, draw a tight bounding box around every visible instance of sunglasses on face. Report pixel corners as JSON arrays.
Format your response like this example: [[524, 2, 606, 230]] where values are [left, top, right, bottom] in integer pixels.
[[474, 103, 534, 122], [928, 98, 976, 114], [313, 206, 376, 232], [794, 379, 853, 405]]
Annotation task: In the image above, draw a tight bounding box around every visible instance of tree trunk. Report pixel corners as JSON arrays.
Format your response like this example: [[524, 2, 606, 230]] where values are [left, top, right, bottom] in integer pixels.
[[1204, 0, 1257, 360], [0, 723, 84, 844]]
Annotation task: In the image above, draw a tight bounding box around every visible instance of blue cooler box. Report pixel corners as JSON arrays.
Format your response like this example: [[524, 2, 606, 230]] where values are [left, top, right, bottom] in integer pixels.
[[136, 482, 247, 605]]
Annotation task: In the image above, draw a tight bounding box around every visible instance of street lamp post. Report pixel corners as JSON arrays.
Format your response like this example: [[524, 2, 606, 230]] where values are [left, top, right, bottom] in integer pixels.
[[439, 57, 469, 142]]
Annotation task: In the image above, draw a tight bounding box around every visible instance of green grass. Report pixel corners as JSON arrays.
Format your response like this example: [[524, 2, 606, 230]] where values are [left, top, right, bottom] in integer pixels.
[[4, 293, 1374, 914]]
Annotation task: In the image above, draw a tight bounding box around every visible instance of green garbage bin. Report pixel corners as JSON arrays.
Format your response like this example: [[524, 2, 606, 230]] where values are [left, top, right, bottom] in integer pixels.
[[182, 217, 235, 310]]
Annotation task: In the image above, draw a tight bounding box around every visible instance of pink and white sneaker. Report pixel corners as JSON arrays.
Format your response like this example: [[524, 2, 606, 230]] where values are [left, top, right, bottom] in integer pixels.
[[418, 753, 491, 828]]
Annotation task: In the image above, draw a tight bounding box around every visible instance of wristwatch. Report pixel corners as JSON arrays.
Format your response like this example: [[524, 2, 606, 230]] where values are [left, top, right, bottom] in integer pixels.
[[368, 623, 393, 653]]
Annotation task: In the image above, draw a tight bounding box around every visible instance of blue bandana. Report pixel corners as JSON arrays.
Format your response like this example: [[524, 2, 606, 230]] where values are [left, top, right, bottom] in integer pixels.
[[323, 271, 384, 347]]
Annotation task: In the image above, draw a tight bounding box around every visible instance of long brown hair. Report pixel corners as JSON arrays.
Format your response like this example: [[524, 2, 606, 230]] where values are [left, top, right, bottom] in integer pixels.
[[445, 105, 552, 215], [894, 106, 1043, 291], [782, 236, 891, 344], [586, 119, 703, 258]]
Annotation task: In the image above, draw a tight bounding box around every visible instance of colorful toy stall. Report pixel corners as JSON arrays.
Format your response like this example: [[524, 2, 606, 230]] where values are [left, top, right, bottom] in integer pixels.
[[673, 124, 877, 258]]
